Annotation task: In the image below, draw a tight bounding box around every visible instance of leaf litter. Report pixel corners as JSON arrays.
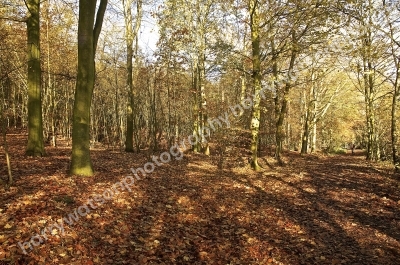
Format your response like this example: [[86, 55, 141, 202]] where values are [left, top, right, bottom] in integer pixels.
[[0, 131, 399, 264]]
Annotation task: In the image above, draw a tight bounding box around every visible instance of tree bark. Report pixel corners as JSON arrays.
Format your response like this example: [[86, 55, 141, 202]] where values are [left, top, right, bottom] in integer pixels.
[[199, 48, 208, 155], [25, 0, 44, 157], [362, 0, 379, 161], [274, 32, 297, 163], [70, 0, 107, 176], [124, 0, 142, 152], [248, 0, 261, 170], [301, 111, 309, 154], [311, 111, 317, 153], [192, 64, 201, 152], [384, 5, 400, 171], [1, 88, 12, 188], [392, 86, 399, 171]]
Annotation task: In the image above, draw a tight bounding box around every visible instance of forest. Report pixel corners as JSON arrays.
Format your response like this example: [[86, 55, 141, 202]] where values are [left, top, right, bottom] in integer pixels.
[[1, 0, 400, 264]]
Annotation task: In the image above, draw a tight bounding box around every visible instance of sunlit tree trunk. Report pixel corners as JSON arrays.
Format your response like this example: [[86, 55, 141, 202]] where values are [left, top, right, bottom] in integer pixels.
[[198, 43, 209, 155], [301, 71, 317, 154], [358, 0, 379, 161], [191, 0, 209, 154], [311, 109, 317, 153], [124, 0, 142, 152], [192, 63, 201, 152], [363, 55, 378, 161], [272, 37, 283, 160], [70, 0, 107, 176], [25, 0, 44, 157], [248, 0, 261, 170]]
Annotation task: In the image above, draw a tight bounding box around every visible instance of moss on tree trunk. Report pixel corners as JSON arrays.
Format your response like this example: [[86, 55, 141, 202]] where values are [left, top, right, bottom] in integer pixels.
[[25, 0, 44, 157], [70, 0, 107, 176]]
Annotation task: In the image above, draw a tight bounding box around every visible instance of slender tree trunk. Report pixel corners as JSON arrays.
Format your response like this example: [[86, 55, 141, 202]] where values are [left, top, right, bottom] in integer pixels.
[[361, 2, 379, 161], [199, 51, 209, 155], [286, 100, 291, 150], [301, 84, 310, 154], [25, 0, 44, 157], [275, 32, 297, 163], [384, 3, 400, 171], [311, 75, 318, 153], [70, 0, 107, 176], [46, 2, 56, 147], [272, 38, 282, 161], [152, 69, 158, 152], [114, 54, 119, 148], [126, 54, 134, 152], [124, 0, 142, 152], [248, 0, 261, 170], [301, 112, 309, 154], [390, 63, 399, 170], [364, 63, 377, 161], [2, 119, 12, 188], [1, 85, 12, 188], [311, 114, 317, 153], [392, 85, 399, 171], [133, 37, 141, 152], [192, 63, 200, 152]]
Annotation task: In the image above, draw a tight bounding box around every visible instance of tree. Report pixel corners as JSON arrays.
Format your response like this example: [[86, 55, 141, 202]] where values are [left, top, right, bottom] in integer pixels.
[[340, 0, 389, 161], [248, 0, 262, 170], [299, 54, 341, 154], [25, 0, 44, 156], [272, 1, 333, 161], [382, 1, 400, 171], [70, 0, 107, 176], [1, 84, 12, 188], [123, 0, 142, 152]]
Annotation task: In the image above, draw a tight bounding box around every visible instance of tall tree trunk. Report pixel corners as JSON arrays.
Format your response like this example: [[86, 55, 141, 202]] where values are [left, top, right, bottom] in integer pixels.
[[390, 57, 399, 169], [272, 38, 282, 160], [70, 0, 107, 176], [361, 1, 379, 161], [392, 84, 399, 171], [25, 0, 44, 157], [152, 69, 158, 152], [114, 53, 119, 148], [248, 0, 261, 170], [124, 0, 142, 152], [133, 36, 141, 152], [301, 84, 310, 155], [199, 50, 209, 155], [364, 59, 378, 161], [384, 5, 400, 171], [310, 74, 318, 153], [192, 63, 201, 152], [274, 32, 297, 163], [1, 86, 12, 188]]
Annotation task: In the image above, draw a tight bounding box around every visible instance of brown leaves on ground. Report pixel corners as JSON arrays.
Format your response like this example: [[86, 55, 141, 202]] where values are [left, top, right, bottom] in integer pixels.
[[1, 131, 400, 264]]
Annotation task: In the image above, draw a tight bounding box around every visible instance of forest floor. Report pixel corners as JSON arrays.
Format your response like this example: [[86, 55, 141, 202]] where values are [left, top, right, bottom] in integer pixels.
[[1, 129, 400, 265]]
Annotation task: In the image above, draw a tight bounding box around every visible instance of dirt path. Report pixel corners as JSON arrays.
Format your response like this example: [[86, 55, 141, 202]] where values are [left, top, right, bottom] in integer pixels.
[[1, 133, 399, 264]]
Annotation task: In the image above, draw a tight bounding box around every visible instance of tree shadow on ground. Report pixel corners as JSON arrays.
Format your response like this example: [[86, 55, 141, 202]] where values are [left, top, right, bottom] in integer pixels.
[[2, 140, 400, 264]]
